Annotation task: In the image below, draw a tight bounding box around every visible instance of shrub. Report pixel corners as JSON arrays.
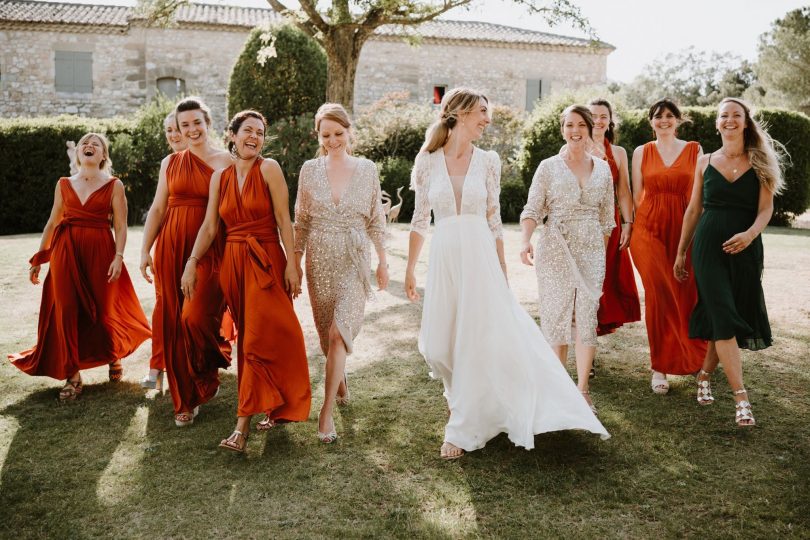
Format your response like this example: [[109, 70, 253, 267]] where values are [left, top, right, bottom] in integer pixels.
[[500, 177, 529, 223], [377, 156, 415, 223], [228, 23, 326, 124], [354, 93, 433, 163], [0, 116, 134, 235], [263, 113, 319, 214]]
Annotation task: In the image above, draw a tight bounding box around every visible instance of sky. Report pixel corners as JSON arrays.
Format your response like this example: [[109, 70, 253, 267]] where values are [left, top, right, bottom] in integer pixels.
[[41, 0, 807, 82]]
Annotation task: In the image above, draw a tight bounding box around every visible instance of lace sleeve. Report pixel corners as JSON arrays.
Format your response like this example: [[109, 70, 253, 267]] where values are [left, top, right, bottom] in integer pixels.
[[366, 161, 387, 251], [409, 151, 432, 238], [598, 162, 616, 236], [520, 160, 549, 224], [485, 150, 504, 240], [293, 160, 313, 253]]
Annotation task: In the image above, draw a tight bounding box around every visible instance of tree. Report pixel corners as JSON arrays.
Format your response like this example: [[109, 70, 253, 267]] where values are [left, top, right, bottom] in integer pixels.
[[139, 0, 592, 111], [755, 7, 810, 115]]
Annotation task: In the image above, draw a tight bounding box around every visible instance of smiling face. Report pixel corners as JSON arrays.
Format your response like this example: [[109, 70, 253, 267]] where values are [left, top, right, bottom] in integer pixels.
[[650, 105, 680, 138], [561, 111, 591, 149], [317, 118, 350, 156], [164, 115, 186, 153], [456, 98, 491, 141], [231, 116, 265, 159], [176, 109, 209, 148], [716, 100, 747, 141], [589, 104, 611, 139], [75, 135, 106, 169]]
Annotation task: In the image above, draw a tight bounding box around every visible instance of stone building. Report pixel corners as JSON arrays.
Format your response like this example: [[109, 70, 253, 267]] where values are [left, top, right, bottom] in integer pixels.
[[0, 0, 613, 127]]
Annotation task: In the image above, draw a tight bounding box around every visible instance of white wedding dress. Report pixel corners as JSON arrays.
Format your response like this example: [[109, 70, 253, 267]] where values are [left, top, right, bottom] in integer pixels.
[[411, 147, 609, 451]]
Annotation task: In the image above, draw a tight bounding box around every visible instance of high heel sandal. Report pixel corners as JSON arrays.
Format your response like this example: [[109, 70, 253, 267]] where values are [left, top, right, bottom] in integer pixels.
[[733, 389, 755, 427], [256, 415, 276, 431], [580, 390, 598, 415], [317, 413, 337, 444], [651, 371, 669, 395], [140, 369, 164, 391], [108, 361, 123, 382], [174, 406, 199, 427], [59, 377, 83, 402], [696, 369, 714, 405], [335, 371, 350, 406], [219, 430, 248, 453]]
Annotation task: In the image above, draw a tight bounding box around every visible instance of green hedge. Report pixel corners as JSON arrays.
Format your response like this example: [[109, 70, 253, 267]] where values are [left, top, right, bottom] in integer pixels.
[[519, 101, 810, 225], [263, 113, 320, 215]]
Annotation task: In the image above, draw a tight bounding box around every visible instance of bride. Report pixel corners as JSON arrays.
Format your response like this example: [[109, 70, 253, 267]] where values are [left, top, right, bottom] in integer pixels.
[[404, 88, 609, 460]]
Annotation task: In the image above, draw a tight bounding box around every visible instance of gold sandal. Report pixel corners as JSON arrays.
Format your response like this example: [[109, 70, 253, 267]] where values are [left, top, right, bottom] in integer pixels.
[[256, 415, 276, 431], [219, 430, 248, 453], [59, 377, 82, 401], [440, 441, 465, 460]]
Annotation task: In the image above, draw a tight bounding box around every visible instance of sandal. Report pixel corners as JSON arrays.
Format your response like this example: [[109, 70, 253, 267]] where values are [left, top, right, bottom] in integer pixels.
[[140, 369, 164, 391], [174, 406, 199, 427], [335, 371, 350, 406], [59, 377, 83, 401], [734, 389, 756, 427], [440, 441, 465, 460], [580, 389, 598, 415], [317, 413, 337, 444], [108, 361, 123, 383], [256, 415, 276, 431], [219, 430, 248, 453], [696, 369, 714, 405], [651, 371, 669, 395]]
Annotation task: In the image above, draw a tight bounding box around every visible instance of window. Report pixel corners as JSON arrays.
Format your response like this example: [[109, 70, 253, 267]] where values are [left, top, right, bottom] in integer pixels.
[[157, 77, 186, 99], [55, 51, 93, 93], [433, 85, 447, 105], [525, 79, 543, 111]]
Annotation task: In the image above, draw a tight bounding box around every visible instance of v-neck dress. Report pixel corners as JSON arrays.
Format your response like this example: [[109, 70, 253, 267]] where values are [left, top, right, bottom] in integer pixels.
[[689, 157, 771, 349], [294, 156, 386, 355], [629, 141, 708, 374], [11, 178, 151, 379], [411, 148, 608, 452], [521, 154, 616, 346]]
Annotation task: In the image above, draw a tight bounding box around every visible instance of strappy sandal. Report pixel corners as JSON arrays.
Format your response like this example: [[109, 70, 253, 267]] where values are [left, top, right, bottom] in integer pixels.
[[734, 389, 756, 427], [317, 413, 337, 444], [174, 406, 199, 427], [651, 371, 669, 395], [440, 441, 465, 460], [256, 415, 276, 431], [696, 369, 714, 405], [219, 430, 248, 453], [59, 377, 83, 401], [335, 371, 350, 406], [108, 361, 123, 383], [580, 389, 598, 415]]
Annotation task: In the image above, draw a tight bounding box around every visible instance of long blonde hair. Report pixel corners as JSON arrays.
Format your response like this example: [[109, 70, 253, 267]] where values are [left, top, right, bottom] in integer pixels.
[[422, 87, 488, 153], [315, 103, 353, 157], [719, 97, 786, 194], [75, 132, 113, 174]]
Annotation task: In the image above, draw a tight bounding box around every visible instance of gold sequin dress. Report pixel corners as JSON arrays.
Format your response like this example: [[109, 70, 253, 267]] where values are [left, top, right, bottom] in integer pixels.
[[294, 157, 386, 355], [411, 148, 609, 452], [520, 155, 616, 346]]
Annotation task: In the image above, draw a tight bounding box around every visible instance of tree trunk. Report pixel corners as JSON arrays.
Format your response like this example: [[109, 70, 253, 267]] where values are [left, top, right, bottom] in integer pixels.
[[324, 26, 367, 113]]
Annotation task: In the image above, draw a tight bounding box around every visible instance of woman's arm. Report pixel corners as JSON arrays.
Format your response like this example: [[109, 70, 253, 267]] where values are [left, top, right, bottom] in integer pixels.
[[262, 159, 302, 297], [140, 156, 171, 283], [674, 156, 707, 281], [30, 182, 65, 284], [631, 145, 644, 211], [180, 170, 222, 300], [293, 162, 312, 278], [107, 179, 128, 282], [366, 162, 389, 291], [405, 152, 431, 301], [614, 145, 634, 250], [723, 182, 774, 255], [519, 161, 548, 266]]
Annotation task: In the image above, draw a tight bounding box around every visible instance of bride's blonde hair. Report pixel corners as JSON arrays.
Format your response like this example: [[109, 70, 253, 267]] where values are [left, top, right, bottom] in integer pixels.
[[422, 87, 489, 153]]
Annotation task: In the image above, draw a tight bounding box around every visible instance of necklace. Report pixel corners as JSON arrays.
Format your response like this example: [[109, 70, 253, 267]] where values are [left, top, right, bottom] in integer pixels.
[[721, 148, 745, 175]]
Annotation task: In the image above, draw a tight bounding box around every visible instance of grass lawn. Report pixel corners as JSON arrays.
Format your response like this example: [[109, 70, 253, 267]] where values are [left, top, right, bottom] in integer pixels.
[[0, 224, 808, 539]]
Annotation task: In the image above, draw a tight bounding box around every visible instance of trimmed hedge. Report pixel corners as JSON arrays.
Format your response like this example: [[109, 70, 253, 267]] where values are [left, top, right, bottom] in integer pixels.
[[520, 102, 810, 225], [263, 113, 320, 215]]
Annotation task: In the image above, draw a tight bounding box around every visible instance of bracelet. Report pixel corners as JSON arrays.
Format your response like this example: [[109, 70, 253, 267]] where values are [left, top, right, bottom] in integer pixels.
[[115, 252, 124, 259], [187, 256, 199, 264], [622, 221, 633, 225]]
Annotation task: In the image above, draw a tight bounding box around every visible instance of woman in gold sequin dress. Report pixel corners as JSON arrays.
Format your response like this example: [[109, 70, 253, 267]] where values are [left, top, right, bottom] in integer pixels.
[[405, 89, 608, 460], [294, 103, 389, 443], [520, 105, 616, 413]]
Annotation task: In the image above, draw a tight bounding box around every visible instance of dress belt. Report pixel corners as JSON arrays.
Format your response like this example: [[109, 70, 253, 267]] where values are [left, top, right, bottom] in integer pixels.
[[226, 217, 280, 290], [544, 216, 602, 301], [168, 195, 208, 208]]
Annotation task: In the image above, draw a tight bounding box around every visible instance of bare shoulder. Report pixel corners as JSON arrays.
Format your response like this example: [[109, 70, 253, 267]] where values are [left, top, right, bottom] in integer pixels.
[[209, 149, 233, 169], [612, 144, 628, 161], [112, 177, 125, 192], [696, 152, 711, 171], [260, 157, 282, 175]]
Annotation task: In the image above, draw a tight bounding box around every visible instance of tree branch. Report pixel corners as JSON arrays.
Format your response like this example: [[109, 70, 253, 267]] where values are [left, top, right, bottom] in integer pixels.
[[265, 0, 327, 39]]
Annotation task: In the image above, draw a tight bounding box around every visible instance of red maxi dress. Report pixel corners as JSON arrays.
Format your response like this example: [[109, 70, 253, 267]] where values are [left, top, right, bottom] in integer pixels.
[[630, 141, 707, 374], [218, 159, 311, 419], [153, 150, 231, 414], [597, 141, 641, 336], [11, 178, 151, 378]]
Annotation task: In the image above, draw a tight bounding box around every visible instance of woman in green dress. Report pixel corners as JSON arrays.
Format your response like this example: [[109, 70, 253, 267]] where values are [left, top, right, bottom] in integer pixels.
[[674, 98, 785, 427]]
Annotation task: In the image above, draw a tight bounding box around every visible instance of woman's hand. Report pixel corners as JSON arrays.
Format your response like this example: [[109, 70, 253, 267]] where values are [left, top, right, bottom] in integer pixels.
[[405, 270, 420, 302], [376, 262, 389, 291], [723, 231, 754, 255], [140, 252, 154, 283], [107, 255, 123, 283], [673, 253, 688, 282], [29, 265, 41, 285], [619, 223, 632, 250], [180, 259, 198, 300], [285, 261, 302, 299], [520, 242, 534, 266]]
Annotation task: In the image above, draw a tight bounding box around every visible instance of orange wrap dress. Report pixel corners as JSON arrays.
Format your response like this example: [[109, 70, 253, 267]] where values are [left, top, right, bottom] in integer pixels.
[[11, 178, 151, 379], [153, 150, 231, 414], [630, 141, 707, 374], [218, 159, 311, 419]]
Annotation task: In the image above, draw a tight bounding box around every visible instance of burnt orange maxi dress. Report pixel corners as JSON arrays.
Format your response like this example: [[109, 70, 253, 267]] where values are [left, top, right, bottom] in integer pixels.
[[630, 141, 707, 374], [218, 159, 311, 420], [153, 149, 231, 414], [597, 141, 641, 336], [11, 178, 151, 378]]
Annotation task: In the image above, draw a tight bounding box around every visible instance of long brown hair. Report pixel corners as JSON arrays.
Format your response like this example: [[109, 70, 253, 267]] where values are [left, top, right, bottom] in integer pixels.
[[315, 103, 353, 157], [422, 87, 488, 153], [589, 98, 616, 143], [718, 97, 786, 194]]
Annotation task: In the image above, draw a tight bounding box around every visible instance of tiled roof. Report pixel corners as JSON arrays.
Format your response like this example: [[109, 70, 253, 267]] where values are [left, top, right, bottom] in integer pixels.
[[0, 0, 611, 50]]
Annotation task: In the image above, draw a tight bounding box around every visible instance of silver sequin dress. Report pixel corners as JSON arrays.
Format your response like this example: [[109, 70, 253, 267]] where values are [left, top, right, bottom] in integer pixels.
[[411, 147, 609, 452], [520, 155, 616, 346], [294, 157, 386, 355]]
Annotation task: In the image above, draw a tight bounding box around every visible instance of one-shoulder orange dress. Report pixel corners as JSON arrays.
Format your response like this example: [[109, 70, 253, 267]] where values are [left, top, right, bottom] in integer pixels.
[[11, 178, 151, 379], [153, 150, 231, 414], [630, 141, 707, 374], [218, 159, 311, 420]]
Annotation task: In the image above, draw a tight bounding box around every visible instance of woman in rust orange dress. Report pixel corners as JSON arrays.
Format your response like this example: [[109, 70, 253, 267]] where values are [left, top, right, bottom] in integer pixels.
[[181, 110, 311, 453], [630, 98, 708, 394], [140, 97, 233, 426], [11, 133, 151, 400]]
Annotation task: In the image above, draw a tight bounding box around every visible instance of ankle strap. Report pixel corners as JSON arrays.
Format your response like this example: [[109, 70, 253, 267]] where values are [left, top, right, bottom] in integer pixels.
[[698, 369, 713, 376], [732, 388, 748, 395], [580, 389, 590, 395]]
